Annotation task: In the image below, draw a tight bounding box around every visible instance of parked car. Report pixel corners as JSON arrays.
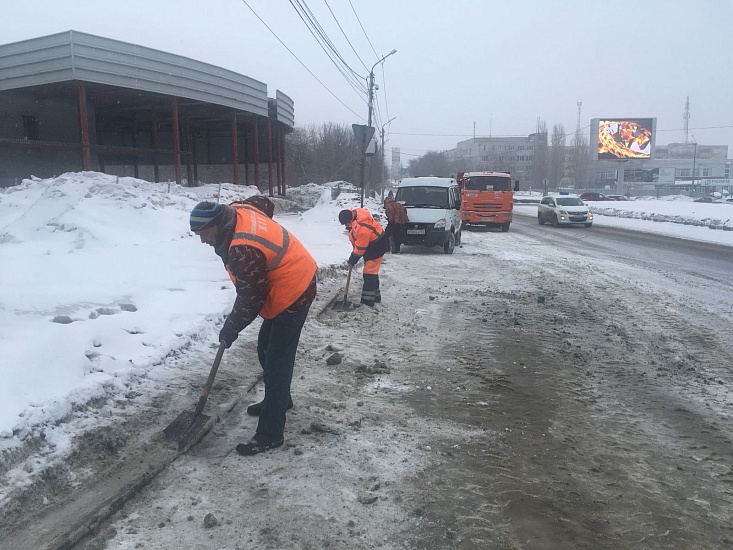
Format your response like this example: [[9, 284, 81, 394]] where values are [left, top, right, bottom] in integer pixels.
[[693, 197, 718, 203], [538, 195, 593, 227], [606, 195, 627, 201], [579, 192, 616, 201]]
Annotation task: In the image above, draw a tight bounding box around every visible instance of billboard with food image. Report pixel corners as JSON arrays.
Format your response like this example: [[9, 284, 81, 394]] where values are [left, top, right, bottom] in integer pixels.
[[593, 118, 656, 160]]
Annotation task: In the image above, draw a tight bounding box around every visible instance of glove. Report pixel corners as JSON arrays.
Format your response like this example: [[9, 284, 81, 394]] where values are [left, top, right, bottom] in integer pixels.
[[347, 253, 360, 266], [219, 324, 239, 349]]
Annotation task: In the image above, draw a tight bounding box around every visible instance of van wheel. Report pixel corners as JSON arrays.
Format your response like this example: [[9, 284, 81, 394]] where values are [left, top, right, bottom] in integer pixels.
[[443, 232, 455, 254], [501, 222, 510, 232], [538, 214, 545, 225], [455, 230, 462, 245]]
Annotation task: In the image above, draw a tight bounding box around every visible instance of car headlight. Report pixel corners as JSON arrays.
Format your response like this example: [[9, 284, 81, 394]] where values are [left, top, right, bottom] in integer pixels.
[[558, 210, 568, 216], [588, 212, 594, 219], [434, 219, 446, 229]]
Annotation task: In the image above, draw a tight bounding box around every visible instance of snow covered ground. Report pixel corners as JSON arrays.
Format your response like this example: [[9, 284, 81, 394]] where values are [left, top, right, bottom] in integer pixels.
[[1, 173, 732, 498]]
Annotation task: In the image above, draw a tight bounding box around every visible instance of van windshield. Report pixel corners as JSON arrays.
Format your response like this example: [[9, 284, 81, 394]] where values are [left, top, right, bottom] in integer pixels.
[[396, 186, 449, 208], [464, 175, 511, 191]]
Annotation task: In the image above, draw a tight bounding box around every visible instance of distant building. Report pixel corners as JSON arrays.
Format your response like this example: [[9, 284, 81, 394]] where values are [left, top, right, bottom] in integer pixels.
[[445, 132, 731, 196], [588, 142, 730, 195], [445, 134, 542, 184]]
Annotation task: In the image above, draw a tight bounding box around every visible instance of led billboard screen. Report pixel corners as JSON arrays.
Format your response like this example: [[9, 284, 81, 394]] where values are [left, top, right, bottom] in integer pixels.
[[594, 118, 655, 160]]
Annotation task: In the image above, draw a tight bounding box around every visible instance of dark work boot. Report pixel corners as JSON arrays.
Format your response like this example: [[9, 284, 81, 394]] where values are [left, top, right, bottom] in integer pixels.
[[247, 396, 294, 416], [236, 433, 284, 456]]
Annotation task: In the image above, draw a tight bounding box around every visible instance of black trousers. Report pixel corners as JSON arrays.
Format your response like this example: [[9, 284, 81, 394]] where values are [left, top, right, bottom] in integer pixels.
[[255, 305, 310, 439]]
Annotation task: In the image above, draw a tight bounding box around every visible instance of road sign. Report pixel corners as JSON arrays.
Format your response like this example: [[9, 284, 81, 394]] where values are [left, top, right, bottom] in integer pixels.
[[352, 124, 375, 153]]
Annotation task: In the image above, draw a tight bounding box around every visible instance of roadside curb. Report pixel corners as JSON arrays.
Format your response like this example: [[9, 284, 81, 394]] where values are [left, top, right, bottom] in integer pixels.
[[42, 396, 244, 550]]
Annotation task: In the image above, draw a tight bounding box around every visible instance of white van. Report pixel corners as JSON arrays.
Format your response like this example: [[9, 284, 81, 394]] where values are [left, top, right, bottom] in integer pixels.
[[394, 177, 462, 254]]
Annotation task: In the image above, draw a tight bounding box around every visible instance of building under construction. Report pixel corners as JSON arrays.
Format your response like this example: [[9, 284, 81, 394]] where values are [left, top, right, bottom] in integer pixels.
[[0, 31, 294, 193]]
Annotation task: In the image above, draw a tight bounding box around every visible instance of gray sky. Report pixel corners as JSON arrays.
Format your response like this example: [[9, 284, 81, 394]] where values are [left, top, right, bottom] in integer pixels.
[[3, 0, 732, 164]]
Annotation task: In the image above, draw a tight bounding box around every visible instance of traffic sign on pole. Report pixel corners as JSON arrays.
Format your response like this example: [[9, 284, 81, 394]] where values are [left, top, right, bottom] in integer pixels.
[[352, 124, 376, 153]]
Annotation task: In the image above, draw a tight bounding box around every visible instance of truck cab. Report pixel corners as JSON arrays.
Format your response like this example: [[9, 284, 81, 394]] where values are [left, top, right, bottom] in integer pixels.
[[457, 171, 514, 231]]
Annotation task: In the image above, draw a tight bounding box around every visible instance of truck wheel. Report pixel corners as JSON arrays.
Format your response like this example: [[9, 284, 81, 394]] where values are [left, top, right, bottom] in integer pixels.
[[501, 222, 510, 232], [443, 232, 455, 254], [538, 213, 545, 225]]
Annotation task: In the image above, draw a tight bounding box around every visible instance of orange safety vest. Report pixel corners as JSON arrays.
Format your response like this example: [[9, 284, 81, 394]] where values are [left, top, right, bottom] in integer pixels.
[[347, 207, 384, 256], [226, 204, 317, 319]]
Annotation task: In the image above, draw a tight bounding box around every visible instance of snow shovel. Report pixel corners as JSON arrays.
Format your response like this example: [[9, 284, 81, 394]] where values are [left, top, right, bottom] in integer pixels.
[[163, 341, 227, 451], [332, 265, 353, 311]]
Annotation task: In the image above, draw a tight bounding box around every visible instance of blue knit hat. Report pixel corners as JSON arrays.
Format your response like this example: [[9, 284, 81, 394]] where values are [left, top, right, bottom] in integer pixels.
[[190, 201, 223, 232]]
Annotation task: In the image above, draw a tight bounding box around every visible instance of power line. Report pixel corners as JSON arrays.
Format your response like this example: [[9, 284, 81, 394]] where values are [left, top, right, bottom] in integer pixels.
[[239, 0, 365, 121], [323, 0, 369, 73], [288, 0, 366, 98], [348, 0, 378, 58]]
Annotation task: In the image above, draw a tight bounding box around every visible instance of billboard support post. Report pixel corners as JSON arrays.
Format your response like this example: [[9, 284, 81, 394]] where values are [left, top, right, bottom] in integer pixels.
[[616, 164, 625, 196]]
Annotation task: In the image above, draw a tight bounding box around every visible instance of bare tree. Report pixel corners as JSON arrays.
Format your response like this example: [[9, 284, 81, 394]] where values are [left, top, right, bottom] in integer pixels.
[[530, 120, 549, 190], [550, 123, 566, 187], [285, 123, 361, 186], [570, 129, 590, 188], [407, 151, 453, 177]]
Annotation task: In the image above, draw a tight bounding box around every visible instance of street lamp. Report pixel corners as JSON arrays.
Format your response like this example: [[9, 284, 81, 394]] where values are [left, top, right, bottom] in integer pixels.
[[368, 50, 397, 127], [360, 49, 397, 206], [691, 135, 697, 193]]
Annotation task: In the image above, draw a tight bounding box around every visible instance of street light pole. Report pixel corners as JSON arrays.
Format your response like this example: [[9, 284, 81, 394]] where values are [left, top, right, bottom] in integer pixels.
[[380, 116, 396, 198], [691, 136, 698, 193], [360, 49, 396, 206]]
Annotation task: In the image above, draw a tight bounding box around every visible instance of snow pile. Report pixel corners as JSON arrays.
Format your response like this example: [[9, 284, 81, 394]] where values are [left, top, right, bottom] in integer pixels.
[[0, 173, 359, 452], [590, 196, 733, 230]]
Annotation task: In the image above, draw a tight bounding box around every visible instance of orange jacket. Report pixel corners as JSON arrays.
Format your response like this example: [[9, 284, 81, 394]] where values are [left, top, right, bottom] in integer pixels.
[[346, 207, 386, 262], [227, 204, 316, 319]]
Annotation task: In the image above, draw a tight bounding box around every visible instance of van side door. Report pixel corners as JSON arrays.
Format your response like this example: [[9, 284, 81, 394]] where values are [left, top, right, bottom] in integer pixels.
[[450, 186, 462, 231]]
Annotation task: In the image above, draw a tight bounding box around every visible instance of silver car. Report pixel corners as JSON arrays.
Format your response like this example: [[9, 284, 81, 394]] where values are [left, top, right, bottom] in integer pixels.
[[538, 195, 593, 228]]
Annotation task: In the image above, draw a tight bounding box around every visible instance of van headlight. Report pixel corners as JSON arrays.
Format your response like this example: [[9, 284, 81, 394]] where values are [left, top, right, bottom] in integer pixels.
[[434, 219, 446, 229]]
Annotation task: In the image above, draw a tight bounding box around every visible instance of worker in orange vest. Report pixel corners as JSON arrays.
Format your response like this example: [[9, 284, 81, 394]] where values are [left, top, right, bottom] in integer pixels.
[[338, 207, 389, 307], [190, 196, 317, 455]]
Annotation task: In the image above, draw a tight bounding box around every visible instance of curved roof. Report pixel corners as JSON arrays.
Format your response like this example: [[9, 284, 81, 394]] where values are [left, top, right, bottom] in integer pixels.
[[0, 30, 293, 125]]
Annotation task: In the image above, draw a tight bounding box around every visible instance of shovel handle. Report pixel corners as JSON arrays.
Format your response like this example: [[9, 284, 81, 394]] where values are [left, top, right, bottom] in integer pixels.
[[194, 341, 227, 415], [343, 265, 352, 301]]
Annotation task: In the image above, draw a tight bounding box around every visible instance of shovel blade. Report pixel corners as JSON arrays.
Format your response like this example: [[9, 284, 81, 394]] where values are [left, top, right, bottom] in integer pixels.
[[332, 299, 352, 311], [163, 409, 214, 451]]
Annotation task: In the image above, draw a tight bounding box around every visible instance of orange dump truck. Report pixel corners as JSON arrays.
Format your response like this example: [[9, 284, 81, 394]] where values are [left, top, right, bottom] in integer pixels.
[[456, 171, 514, 232]]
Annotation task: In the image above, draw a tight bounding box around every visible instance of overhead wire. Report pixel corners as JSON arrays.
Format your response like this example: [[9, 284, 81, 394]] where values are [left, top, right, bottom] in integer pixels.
[[239, 0, 365, 121], [323, 0, 369, 73], [288, 0, 367, 98], [348, 0, 379, 58]]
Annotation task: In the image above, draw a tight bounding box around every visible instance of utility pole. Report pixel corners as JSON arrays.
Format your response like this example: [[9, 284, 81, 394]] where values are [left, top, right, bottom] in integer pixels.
[[691, 134, 698, 191], [360, 49, 397, 207], [380, 117, 396, 198]]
